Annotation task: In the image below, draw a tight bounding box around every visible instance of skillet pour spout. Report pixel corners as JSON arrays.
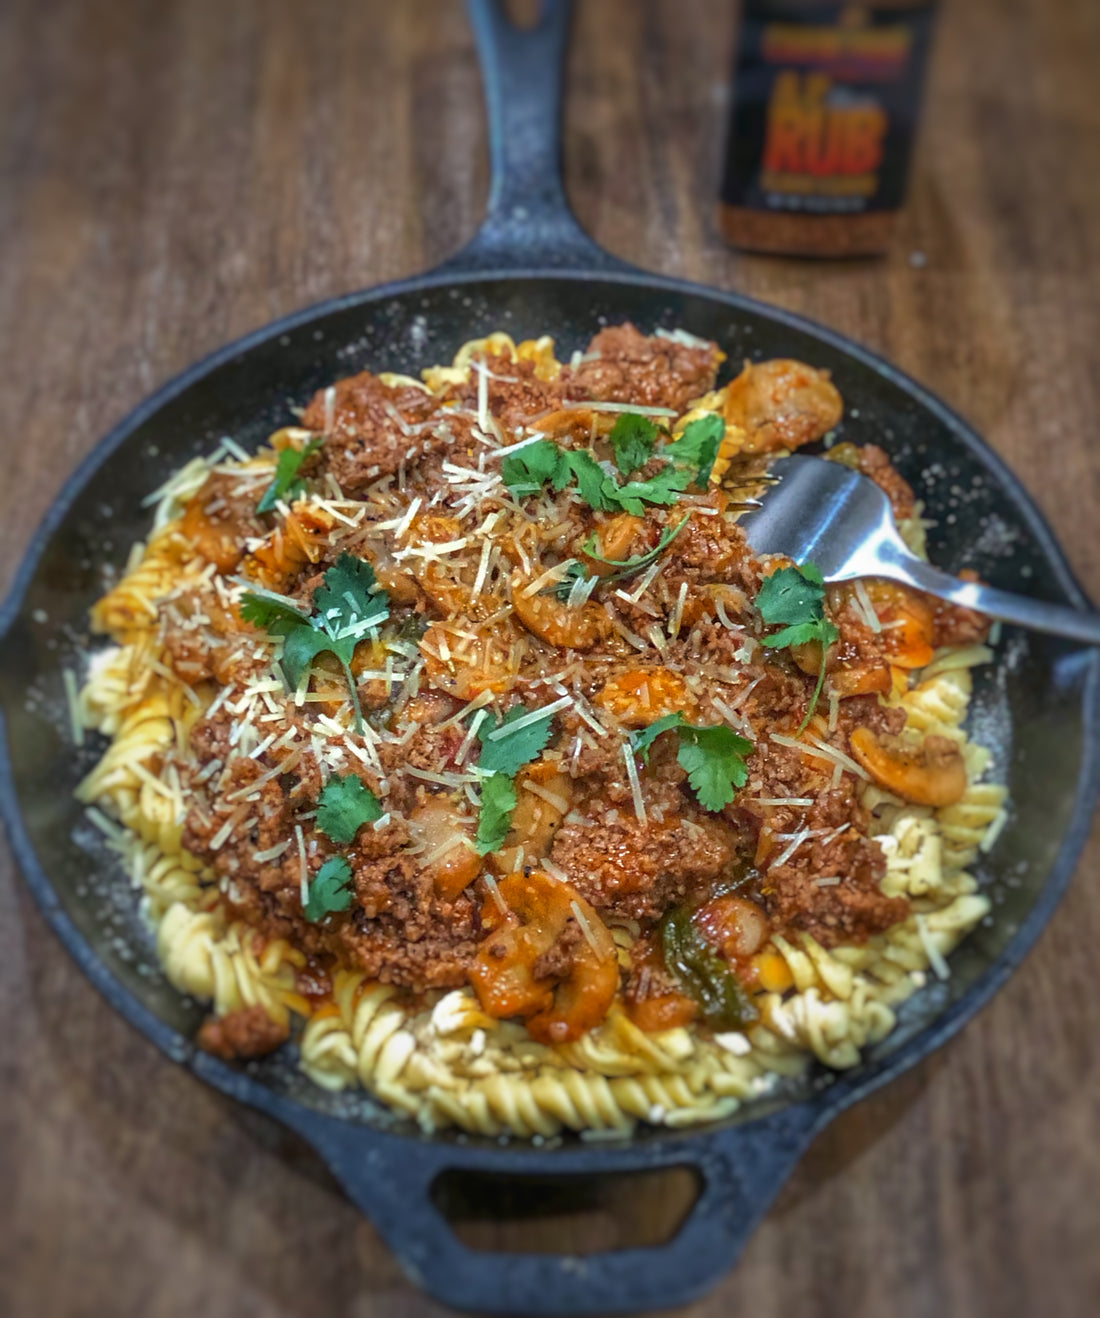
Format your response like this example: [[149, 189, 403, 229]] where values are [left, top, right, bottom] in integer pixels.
[[0, 1, 1097, 1312]]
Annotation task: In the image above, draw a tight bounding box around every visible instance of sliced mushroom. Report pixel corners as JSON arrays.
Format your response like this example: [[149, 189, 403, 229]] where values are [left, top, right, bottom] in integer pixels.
[[694, 896, 769, 961], [595, 666, 696, 727], [791, 638, 892, 698], [469, 871, 619, 1044], [511, 570, 612, 650], [849, 727, 967, 807], [408, 797, 481, 901], [489, 762, 574, 876], [579, 513, 645, 576], [865, 580, 936, 670], [724, 358, 843, 453]]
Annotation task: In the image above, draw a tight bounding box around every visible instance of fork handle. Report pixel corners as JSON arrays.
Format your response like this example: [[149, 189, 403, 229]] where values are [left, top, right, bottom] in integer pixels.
[[880, 556, 1100, 646]]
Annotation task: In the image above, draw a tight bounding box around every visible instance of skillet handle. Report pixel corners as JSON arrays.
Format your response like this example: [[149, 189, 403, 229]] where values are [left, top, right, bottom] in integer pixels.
[[296, 1104, 819, 1315], [442, 0, 633, 275]]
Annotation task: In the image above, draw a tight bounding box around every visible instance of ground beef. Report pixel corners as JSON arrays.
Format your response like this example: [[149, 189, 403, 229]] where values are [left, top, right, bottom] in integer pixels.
[[180, 472, 267, 573], [336, 916, 478, 989], [531, 917, 584, 982], [733, 735, 908, 946], [725, 358, 843, 452], [375, 724, 468, 814], [765, 856, 907, 948], [441, 351, 566, 433], [401, 724, 467, 774], [182, 752, 320, 940], [931, 570, 992, 646], [197, 1004, 289, 1061], [302, 371, 468, 493], [555, 709, 627, 780], [855, 443, 918, 520], [834, 693, 908, 739], [162, 622, 218, 685], [184, 746, 477, 989], [746, 733, 828, 798], [160, 587, 252, 686], [336, 853, 479, 989], [564, 323, 722, 413], [760, 782, 908, 946], [187, 705, 234, 764], [666, 507, 760, 592], [737, 659, 815, 731], [552, 810, 739, 921]]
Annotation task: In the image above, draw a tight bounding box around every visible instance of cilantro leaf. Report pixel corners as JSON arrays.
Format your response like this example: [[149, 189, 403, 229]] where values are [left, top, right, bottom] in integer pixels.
[[501, 440, 566, 497], [239, 589, 310, 631], [581, 514, 690, 579], [503, 438, 690, 517], [316, 773, 383, 844], [630, 714, 754, 812], [475, 771, 518, 856], [757, 564, 828, 630], [240, 552, 389, 733], [312, 553, 388, 647], [756, 562, 840, 730], [608, 413, 658, 475], [664, 413, 725, 487], [562, 450, 617, 511], [279, 625, 338, 689], [502, 410, 725, 519], [613, 464, 695, 516], [676, 724, 753, 812], [631, 712, 687, 762], [551, 560, 592, 602], [477, 705, 555, 778], [764, 620, 826, 650], [257, 436, 324, 515], [303, 855, 354, 922], [471, 703, 558, 854]]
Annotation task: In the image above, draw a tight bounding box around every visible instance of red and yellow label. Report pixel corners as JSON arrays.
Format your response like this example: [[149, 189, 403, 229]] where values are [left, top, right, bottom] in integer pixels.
[[762, 21, 912, 71], [721, 4, 935, 222], [761, 71, 887, 196]]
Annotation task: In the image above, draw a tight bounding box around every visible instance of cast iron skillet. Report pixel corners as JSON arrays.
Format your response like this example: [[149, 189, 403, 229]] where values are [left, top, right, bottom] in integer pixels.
[[1, 2, 1097, 1312]]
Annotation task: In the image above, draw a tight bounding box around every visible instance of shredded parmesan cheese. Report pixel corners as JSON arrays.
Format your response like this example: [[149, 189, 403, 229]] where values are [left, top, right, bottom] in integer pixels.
[[570, 900, 603, 955], [295, 825, 309, 906], [561, 400, 678, 417], [62, 667, 84, 746], [916, 914, 950, 980], [769, 827, 813, 869], [487, 696, 571, 739], [482, 873, 509, 917], [770, 731, 870, 781], [979, 807, 1009, 853], [622, 741, 647, 824]]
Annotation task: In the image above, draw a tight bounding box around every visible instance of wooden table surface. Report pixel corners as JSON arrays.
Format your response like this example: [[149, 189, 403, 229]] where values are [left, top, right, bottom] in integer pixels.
[[2, 1, 1097, 1315]]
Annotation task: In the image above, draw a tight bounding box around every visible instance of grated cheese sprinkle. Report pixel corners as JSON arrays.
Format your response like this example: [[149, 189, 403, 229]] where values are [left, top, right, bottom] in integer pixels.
[[622, 740, 647, 824]]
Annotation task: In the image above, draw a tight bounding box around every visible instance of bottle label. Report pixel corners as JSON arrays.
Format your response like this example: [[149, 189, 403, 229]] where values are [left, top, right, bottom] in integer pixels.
[[722, 3, 935, 217]]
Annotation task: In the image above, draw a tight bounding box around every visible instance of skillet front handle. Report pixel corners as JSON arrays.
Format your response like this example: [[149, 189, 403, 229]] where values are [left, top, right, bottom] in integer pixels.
[[442, 0, 634, 276], [296, 1104, 820, 1315]]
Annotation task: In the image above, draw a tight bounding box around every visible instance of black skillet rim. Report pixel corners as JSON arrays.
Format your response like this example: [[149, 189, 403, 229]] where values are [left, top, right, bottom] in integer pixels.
[[1, 264, 1098, 1176]]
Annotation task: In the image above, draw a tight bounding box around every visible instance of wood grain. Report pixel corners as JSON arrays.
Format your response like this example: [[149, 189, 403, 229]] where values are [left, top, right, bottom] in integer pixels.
[[1, 1, 1097, 1315]]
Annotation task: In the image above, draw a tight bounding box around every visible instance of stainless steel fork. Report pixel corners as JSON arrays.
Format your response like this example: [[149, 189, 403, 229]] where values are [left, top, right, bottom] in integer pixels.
[[739, 455, 1100, 645]]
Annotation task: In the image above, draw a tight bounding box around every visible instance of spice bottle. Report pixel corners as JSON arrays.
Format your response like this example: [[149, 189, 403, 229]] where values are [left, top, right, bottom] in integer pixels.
[[720, 1, 938, 257]]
